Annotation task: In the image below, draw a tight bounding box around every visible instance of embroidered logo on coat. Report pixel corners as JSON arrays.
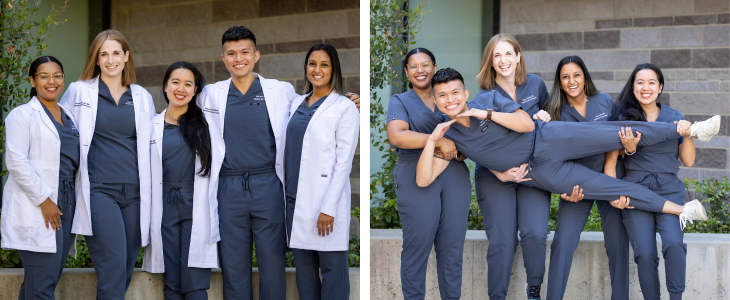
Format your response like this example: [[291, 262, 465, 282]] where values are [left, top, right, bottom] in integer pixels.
[[150, 140, 156, 145], [204, 108, 219, 114], [75, 102, 91, 108]]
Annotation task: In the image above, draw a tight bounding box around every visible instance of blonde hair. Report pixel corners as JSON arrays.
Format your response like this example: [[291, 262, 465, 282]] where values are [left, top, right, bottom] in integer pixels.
[[80, 29, 136, 86], [476, 33, 527, 90]]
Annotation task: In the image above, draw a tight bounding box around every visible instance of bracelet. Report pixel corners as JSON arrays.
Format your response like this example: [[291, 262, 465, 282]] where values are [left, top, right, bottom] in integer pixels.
[[624, 148, 636, 155]]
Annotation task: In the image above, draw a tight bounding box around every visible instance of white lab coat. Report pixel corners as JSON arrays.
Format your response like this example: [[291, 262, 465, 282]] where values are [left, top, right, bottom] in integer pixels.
[[286, 91, 359, 251], [1, 97, 79, 255], [142, 110, 218, 273], [197, 73, 297, 241], [59, 77, 154, 246]]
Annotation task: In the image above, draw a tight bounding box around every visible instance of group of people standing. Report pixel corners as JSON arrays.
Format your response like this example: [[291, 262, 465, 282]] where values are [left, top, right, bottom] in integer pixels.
[[1, 26, 359, 300], [388, 33, 719, 300]]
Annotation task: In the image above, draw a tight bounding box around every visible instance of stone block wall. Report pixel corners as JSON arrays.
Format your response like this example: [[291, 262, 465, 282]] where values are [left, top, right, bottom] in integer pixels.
[[502, 0, 730, 182], [110, 0, 361, 234]]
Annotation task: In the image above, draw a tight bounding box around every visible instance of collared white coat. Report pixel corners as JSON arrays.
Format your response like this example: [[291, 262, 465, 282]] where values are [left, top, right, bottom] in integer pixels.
[[1, 97, 80, 255], [142, 110, 218, 273], [197, 73, 297, 241], [59, 76, 154, 246], [286, 91, 359, 251]]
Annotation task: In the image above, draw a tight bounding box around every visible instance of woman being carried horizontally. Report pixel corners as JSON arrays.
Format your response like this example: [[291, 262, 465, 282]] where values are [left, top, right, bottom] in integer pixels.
[[417, 67, 715, 229], [385, 48, 472, 300], [284, 44, 359, 300], [604, 63, 694, 300], [2, 56, 79, 299], [143, 62, 218, 299]]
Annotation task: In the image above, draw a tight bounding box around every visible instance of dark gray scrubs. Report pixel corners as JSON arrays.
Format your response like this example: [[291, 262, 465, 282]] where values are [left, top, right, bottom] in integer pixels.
[[547, 92, 630, 300], [386, 89, 471, 300], [444, 91, 684, 214], [17, 105, 78, 300], [620, 104, 687, 300], [217, 78, 285, 300], [161, 123, 211, 300], [84, 79, 142, 300], [283, 95, 349, 300], [471, 74, 552, 299]]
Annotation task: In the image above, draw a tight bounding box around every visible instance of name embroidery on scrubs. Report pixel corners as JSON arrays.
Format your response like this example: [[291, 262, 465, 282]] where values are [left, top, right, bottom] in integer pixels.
[[521, 95, 536, 104], [254, 95, 265, 101], [203, 107, 219, 114], [594, 112, 608, 121], [124, 99, 134, 105], [480, 119, 490, 132]]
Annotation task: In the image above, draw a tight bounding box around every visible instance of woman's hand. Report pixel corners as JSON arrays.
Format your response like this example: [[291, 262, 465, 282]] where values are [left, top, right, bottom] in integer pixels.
[[435, 138, 458, 160], [345, 92, 360, 110], [456, 108, 488, 120], [317, 213, 335, 236], [429, 120, 456, 142], [560, 185, 584, 202], [492, 164, 532, 183], [40, 198, 62, 231], [609, 196, 634, 209], [532, 110, 551, 122], [619, 127, 641, 153], [674, 120, 691, 136]]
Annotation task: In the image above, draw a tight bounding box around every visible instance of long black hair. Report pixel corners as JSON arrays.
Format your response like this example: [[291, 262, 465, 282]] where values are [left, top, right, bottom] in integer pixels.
[[609, 63, 665, 122], [543, 55, 599, 121], [161, 61, 212, 177], [303, 43, 343, 95], [28, 56, 64, 98], [404, 47, 436, 89]]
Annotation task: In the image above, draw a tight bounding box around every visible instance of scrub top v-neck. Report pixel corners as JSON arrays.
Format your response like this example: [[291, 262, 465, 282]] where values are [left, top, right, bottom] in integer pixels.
[[222, 78, 276, 170], [41, 104, 80, 176], [623, 104, 684, 174], [491, 74, 549, 117], [284, 95, 327, 199], [385, 89, 446, 155], [88, 79, 138, 184], [445, 90, 533, 172], [162, 122, 196, 183], [559, 92, 615, 172]]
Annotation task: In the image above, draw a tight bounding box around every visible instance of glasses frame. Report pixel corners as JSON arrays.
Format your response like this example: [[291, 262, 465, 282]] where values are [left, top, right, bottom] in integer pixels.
[[33, 72, 66, 83]]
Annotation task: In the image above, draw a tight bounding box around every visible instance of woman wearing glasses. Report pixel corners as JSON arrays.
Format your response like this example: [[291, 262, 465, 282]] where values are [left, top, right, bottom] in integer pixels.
[[385, 48, 471, 300], [1, 56, 80, 299]]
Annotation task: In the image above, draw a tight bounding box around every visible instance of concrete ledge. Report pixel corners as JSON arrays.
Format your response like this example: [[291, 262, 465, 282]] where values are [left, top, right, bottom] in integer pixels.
[[0, 268, 360, 300], [371, 229, 730, 299]]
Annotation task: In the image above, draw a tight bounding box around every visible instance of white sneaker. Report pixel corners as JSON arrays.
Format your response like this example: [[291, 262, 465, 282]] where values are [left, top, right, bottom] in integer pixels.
[[679, 199, 708, 231], [690, 115, 721, 142]]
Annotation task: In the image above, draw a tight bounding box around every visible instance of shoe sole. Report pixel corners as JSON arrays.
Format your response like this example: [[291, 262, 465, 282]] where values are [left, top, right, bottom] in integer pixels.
[[691, 199, 708, 221], [700, 115, 721, 142]]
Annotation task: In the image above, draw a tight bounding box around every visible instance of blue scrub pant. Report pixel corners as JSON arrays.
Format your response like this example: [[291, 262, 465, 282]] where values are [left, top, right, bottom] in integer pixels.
[[473, 167, 550, 300], [85, 182, 141, 300], [18, 177, 76, 300], [621, 171, 686, 300], [217, 166, 286, 300], [528, 121, 683, 213], [285, 197, 350, 300], [546, 200, 630, 300], [162, 183, 211, 300], [394, 152, 471, 300]]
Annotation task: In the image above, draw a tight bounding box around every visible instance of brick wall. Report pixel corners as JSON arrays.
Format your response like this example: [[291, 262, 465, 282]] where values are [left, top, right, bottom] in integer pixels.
[[502, 0, 730, 182], [110, 0, 361, 233]]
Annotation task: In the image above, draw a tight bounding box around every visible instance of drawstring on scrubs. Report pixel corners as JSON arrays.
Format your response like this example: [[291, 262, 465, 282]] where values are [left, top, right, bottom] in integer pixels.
[[168, 185, 182, 207], [59, 176, 74, 209]]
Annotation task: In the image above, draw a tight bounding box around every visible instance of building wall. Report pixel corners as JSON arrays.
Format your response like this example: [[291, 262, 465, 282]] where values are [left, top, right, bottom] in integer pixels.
[[109, 0, 361, 231], [502, 0, 730, 181]]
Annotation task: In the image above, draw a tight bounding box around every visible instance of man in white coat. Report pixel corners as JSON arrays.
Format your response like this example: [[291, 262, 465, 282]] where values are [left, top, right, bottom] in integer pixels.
[[197, 26, 358, 299]]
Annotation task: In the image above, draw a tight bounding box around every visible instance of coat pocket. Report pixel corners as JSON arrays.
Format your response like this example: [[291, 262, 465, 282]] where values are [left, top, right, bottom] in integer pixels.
[[9, 187, 41, 228]]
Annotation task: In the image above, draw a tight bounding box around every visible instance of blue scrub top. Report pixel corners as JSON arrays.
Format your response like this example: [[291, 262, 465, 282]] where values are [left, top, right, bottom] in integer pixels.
[[622, 104, 684, 174], [162, 123, 196, 183], [222, 78, 277, 170], [445, 90, 534, 172], [88, 79, 138, 184], [284, 95, 327, 199], [490, 73, 550, 116], [559, 92, 616, 172], [41, 104, 80, 176], [386, 89, 446, 156]]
